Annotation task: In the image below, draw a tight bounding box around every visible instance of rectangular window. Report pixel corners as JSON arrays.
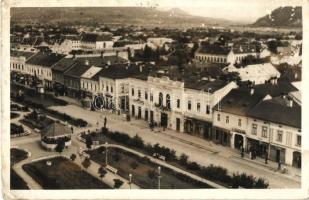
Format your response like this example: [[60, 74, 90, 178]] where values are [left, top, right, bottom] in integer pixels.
[[217, 114, 220, 121], [206, 105, 210, 114], [131, 88, 134, 96], [150, 93, 153, 101], [226, 116, 229, 124], [297, 135, 301, 146], [188, 100, 191, 110], [106, 85, 109, 92], [262, 126, 268, 138], [177, 99, 180, 108], [276, 130, 283, 142], [111, 86, 113, 93], [138, 90, 141, 98], [238, 119, 241, 127], [145, 92, 148, 100], [252, 124, 257, 135], [197, 102, 200, 112]]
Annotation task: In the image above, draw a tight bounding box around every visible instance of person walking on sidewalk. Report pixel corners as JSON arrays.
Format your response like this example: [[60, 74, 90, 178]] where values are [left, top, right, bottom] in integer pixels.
[[104, 117, 107, 128], [265, 151, 268, 164]]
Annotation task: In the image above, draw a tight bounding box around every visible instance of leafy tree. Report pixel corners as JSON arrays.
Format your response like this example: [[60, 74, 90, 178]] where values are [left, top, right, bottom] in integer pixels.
[[55, 140, 65, 155], [113, 179, 123, 189], [82, 157, 91, 171], [98, 166, 107, 180], [179, 153, 189, 165], [85, 135, 93, 149], [70, 153, 77, 161]]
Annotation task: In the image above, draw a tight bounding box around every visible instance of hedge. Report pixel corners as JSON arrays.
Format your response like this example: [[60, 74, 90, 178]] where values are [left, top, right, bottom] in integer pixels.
[[98, 128, 269, 189]]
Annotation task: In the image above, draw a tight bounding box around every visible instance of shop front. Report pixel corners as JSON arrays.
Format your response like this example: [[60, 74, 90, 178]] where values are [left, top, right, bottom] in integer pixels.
[[246, 138, 269, 158], [212, 127, 231, 146], [184, 117, 212, 139]]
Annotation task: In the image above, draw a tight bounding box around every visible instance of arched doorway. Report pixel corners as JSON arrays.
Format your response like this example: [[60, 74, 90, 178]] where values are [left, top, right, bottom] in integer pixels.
[[293, 151, 301, 168], [234, 134, 244, 149]]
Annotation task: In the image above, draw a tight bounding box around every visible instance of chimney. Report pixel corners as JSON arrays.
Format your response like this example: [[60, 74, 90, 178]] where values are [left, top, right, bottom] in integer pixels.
[[85, 59, 89, 65], [287, 97, 293, 107], [250, 87, 254, 95]]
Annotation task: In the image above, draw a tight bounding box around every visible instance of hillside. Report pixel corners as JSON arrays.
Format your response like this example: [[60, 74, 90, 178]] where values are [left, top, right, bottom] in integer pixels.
[[11, 7, 233, 27], [252, 6, 302, 28]]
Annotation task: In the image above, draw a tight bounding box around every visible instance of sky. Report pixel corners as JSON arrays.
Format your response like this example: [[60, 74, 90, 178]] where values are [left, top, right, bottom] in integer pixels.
[[156, 0, 302, 23]]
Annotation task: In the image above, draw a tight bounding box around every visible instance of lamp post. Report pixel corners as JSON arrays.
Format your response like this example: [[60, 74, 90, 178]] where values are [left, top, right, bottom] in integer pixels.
[[158, 166, 161, 189], [129, 173, 132, 189], [105, 142, 108, 166]]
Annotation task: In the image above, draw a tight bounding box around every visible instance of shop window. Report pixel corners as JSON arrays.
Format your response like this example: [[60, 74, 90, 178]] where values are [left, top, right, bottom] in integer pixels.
[[226, 116, 229, 124], [217, 114, 220, 121]]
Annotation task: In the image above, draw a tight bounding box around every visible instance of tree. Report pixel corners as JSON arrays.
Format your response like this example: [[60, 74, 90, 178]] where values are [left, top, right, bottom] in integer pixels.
[[98, 166, 107, 180], [82, 157, 91, 171], [113, 179, 123, 189], [55, 140, 65, 155], [179, 153, 189, 165], [70, 153, 77, 161], [85, 135, 93, 149]]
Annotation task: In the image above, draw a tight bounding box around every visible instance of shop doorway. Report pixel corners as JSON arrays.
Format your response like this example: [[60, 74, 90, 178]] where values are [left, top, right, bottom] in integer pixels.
[[234, 134, 244, 149], [161, 113, 168, 128]]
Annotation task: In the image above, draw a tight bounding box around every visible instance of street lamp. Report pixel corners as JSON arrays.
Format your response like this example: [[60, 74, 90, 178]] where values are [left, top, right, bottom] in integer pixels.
[[105, 142, 108, 166], [158, 166, 161, 189], [129, 173, 132, 189]]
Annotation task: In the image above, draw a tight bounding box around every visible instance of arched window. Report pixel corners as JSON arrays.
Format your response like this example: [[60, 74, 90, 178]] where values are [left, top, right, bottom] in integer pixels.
[[159, 92, 163, 106], [166, 94, 171, 109]]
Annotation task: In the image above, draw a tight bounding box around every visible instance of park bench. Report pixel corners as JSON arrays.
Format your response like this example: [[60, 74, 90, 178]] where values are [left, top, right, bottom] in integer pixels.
[[106, 165, 118, 174], [153, 153, 166, 161]]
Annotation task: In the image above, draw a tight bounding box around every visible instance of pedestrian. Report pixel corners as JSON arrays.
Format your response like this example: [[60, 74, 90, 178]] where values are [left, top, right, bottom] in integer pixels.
[[241, 146, 244, 158], [104, 117, 107, 128], [265, 151, 268, 164]]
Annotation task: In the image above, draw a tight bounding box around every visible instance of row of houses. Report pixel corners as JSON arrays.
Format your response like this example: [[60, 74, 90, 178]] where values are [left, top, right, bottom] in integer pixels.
[[10, 49, 301, 168]]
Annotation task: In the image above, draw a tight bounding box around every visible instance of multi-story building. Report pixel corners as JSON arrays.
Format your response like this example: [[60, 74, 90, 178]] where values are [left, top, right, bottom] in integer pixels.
[[25, 52, 65, 89], [10, 50, 37, 74], [80, 33, 114, 50], [194, 44, 259, 65], [247, 96, 301, 168], [129, 70, 237, 136]]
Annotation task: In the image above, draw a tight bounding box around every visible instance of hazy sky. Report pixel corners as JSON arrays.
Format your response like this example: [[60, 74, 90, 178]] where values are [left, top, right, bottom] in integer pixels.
[[157, 0, 302, 23]]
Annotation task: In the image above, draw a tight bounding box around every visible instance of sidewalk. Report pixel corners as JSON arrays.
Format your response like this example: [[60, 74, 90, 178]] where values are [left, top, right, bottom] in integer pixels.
[[46, 104, 301, 188]]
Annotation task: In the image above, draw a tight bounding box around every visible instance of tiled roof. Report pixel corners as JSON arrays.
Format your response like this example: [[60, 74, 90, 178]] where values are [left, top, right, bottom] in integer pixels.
[[63, 61, 92, 78], [198, 45, 231, 55], [184, 79, 227, 92], [26, 52, 65, 67], [214, 89, 265, 116], [81, 33, 113, 42], [52, 58, 78, 72], [42, 122, 71, 138], [10, 50, 37, 60], [247, 97, 301, 128]]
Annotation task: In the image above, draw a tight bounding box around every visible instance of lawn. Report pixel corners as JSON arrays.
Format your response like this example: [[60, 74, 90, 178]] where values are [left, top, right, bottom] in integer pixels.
[[22, 157, 111, 189], [10, 148, 29, 190], [86, 147, 212, 189]]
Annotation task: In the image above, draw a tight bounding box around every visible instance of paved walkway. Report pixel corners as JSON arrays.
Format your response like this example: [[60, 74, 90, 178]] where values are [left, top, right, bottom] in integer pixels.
[[48, 104, 301, 188]]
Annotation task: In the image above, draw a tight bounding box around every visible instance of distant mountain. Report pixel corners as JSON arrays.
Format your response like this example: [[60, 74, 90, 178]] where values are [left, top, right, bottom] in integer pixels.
[[252, 6, 302, 28], [10, 7, 233, 27]]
